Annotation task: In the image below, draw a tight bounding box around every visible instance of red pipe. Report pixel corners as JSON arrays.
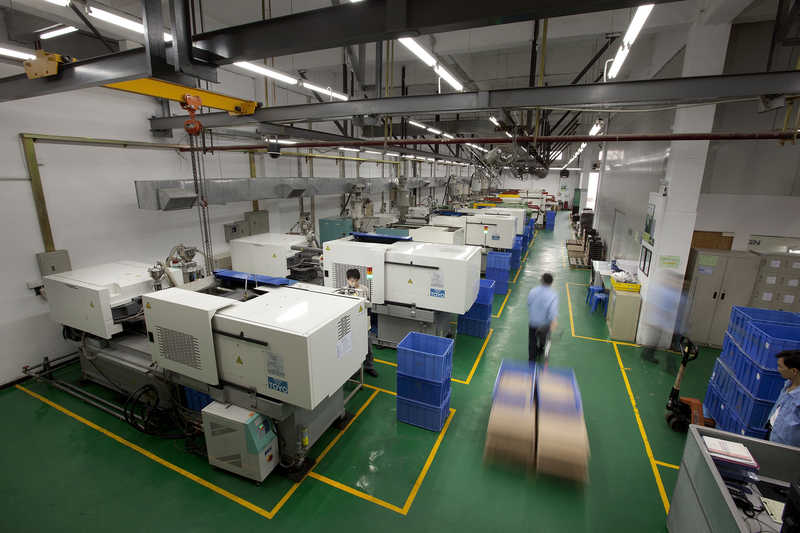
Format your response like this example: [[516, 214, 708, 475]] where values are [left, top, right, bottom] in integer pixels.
[[179, 131, 799, 152]]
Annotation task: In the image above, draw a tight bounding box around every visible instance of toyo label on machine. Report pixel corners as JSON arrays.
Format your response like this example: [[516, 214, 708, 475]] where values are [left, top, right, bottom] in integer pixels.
[[267, 376, 289, 394], [430, 288, 446, 298]]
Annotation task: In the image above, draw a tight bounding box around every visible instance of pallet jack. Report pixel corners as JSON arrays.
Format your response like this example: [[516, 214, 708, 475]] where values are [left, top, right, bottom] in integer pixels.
[[665, 337, 716, 432]]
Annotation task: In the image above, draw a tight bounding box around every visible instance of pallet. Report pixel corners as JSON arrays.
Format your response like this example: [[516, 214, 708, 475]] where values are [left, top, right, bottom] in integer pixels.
[[569, 257, 591, 269]]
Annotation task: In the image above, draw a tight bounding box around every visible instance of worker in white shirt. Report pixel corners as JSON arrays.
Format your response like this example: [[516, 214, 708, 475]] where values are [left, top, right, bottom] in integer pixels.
[[345, 268, 378, 377]]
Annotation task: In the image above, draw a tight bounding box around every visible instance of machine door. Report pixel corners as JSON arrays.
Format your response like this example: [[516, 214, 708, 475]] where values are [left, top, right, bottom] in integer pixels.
[[707, 256, 760, 346], [686, 254, 726, 345]]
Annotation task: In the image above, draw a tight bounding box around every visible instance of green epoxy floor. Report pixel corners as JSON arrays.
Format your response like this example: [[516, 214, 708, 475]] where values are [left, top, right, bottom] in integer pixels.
[[0, 211, 718, 532]]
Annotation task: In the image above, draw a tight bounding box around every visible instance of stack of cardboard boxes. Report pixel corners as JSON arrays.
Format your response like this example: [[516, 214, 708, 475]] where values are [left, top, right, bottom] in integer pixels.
[[484, 362, 589, 482]]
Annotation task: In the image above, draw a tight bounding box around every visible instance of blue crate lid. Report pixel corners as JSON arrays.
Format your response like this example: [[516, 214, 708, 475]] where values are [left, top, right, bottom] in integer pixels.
[[214, 269, 297, 286], [350, 232, 412, 243]]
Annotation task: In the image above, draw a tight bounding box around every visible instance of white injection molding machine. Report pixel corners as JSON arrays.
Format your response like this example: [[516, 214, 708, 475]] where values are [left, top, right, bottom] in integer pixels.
[[408, 225, 465, 245], [430, 213, 516, 250], [322, 237, 481, 313], [144, 285, 368, 410], [230, 233, 309, 278]]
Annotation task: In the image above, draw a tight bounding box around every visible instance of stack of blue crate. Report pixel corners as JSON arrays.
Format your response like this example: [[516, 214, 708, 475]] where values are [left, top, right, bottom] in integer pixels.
[[485, 251, 511, 295], [510, 236, 523, 271], [545, 210, 556, 230], [704, 306, 800, 438], [458, 279, 495, 338], [396, 332, 454, 432], [183, 387, 213, 410]]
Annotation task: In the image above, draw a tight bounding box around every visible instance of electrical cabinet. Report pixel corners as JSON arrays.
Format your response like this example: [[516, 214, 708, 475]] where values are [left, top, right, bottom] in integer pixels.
[[684, 249, 760, 347], [319, 217, 354, 245]]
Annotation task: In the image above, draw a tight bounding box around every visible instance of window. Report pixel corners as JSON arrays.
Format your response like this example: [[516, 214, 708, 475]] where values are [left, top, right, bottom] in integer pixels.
[[585, 171, 600, 210]]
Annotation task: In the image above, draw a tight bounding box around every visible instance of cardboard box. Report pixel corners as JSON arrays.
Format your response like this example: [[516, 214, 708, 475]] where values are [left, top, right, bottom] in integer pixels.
[[536, 411, 589, 482], [484, 404, 536, 467]]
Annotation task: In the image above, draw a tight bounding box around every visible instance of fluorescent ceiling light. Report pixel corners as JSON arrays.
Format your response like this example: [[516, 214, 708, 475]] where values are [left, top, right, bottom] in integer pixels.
[[402, 154, 416, 159], [427, 127, 442, 135], [338, 147, 360, 152], [434, 64, 463, 92], [364, 150, 382, 155], [489, 116, 500, 127], [386, 152, 400, 157], [0, 47, 36, 60], [398, 37, 436, 67], [43, 0, 70, 6], [40, 26, 78, 39], [589, 121, 603, 136], [442, 133, 454, 139], [87, 6, 172, 41], [426, 157, 435, 162], [504, 131, 513, 138], [408, 120, 427, 129], [607, 4, 653, 80], [302, 81, 348, 101], [276, 139, 297, 145], [234, 61, 298, 85]]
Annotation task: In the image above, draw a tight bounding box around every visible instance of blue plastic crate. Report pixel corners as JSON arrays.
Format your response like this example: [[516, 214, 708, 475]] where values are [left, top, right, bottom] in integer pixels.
[[397, 371, 450, 406], [397, 332, 453, 382], [727, 407, 770, 439], [183, 387, 212, 411], [494, 279, 509, 295], [711, 359, 736, 406], [457, 316, 491, 338], [537, 367, 583, 416], [724, 370, 775, 429], [485, 268, 510, 282], [510, 251, 521, 270], [476, 279, 496, 306], [724, 333, 784, 401], [487, 251, 512, 270], [491, 359, 536, 408], [397, 389, 451, 432], [545, 210, 556, 221], [728, 306, 800, 347], [703, 382, 723, 422], [464, 302, 492, 321], [742, 322, 800, 370]]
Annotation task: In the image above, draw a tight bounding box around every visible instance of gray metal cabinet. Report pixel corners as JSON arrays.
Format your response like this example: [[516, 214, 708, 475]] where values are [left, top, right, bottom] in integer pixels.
[[606, 286, 641, 343], [750, 253, 800, 312], [685, 249, 759, 347]]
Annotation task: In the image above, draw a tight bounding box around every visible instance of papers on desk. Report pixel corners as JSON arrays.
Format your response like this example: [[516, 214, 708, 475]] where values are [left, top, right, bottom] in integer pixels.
[[703, 436, 759, 470]]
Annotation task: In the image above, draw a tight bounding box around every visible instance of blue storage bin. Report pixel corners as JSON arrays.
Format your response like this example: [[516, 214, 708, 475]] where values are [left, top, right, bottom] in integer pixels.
[[464, 302, 491, 321], [724, 333, 785, 401], [703, 382, 723, 422], [485, 268, 510, 282], [711, 359, 736, 406], [476, 279, 496, 305], [491, 359, 536, 408], [397, 372, 450, 406], [742, 322, 800, 370], [494, 279, 509, 295], [397, 389, 451, 432], [728, 305, 800, 345], [537, 367, 584, 416], [397, 332, 454, 382], [487, 252, 512, 270], [728, 306, 800, 347], [725, 372, 775, 429], [727, 408, 770, 439], [457, 316, 491, 338], [184, 387, 212, 411]]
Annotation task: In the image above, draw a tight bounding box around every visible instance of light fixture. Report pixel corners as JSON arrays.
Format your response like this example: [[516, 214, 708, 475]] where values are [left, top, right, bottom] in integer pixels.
[[385, 152, 400, 157], [43, 0, 70, 6], [276, 139, 297, 145], [504, 131, 513, 138], [442, 133, 454, 139], [589, 120, 603, 136], [234, 61, 298, 85], [427, 127, 442, 135], [338, 147, 360, 152], [408, 120, 427, 129], [302, 81, 348, 101], [788, 247, 800, 255], [398, 37, 436, 67], [0, 47, 36, 61], [607, 4, 654, 80], [433, 64, 463, 92], [426, 157, 435, 162], [402, 154, 416, 159], [489, 116, 500, 127], [364, 150, 382, 155], [87, 6, 172, 41], [39, 26, 78, 39]]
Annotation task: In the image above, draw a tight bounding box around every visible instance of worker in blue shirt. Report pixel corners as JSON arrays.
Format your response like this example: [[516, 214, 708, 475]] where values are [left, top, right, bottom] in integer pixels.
[[527, 273, 558, 362], [767, 350, 800, 447]]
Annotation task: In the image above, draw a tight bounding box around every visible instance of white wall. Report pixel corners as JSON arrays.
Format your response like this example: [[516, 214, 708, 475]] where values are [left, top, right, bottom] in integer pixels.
[[695, 194, 800, 250]]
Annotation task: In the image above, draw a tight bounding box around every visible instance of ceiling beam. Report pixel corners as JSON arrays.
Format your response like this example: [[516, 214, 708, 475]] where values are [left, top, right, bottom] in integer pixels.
[[190, 0, 679, 64], [148, 70, 800, 130]]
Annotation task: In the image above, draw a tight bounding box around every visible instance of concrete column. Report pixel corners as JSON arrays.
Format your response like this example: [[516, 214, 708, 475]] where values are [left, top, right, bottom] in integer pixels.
[[636, 21, 732, 347]]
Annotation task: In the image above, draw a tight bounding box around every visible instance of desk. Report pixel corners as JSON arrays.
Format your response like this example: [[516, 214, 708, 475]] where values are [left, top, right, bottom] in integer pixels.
[[668, 426, 797, 532]]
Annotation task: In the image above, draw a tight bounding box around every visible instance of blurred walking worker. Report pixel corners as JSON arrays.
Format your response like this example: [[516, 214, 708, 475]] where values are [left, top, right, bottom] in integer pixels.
[[527, 273, 558, 362]]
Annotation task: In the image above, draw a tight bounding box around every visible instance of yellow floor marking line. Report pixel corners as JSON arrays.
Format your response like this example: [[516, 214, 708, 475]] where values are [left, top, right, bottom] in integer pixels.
[[611, 343, 670, 515], [565, 282, 576, 337], [655, 460, 680, 470], [374, 358, 397, 367], [512, 265, 523, 284], [15, 384, 297, 520], [564, 283, 642, 348], [493, 289, 511, 319], [464, 328, 494, 384], [310, 386, 456, 516]]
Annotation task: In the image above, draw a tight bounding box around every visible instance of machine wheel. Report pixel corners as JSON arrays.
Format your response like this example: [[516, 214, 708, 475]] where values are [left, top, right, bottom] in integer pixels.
[[669, 415, 689, 433]]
